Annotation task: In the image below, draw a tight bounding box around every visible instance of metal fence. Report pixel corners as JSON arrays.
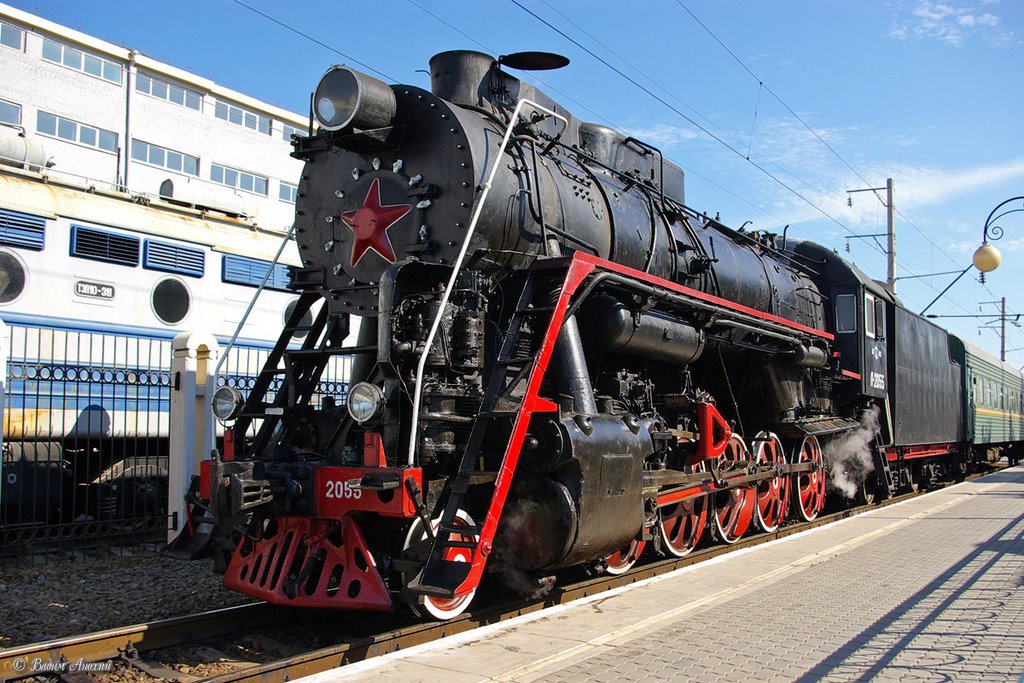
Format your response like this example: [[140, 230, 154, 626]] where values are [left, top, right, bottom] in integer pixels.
[[0, 321, 351, 565]]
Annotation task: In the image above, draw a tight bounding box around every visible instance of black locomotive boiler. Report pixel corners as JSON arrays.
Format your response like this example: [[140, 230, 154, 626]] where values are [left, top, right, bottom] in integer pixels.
[[190, 50, 1011, 619]]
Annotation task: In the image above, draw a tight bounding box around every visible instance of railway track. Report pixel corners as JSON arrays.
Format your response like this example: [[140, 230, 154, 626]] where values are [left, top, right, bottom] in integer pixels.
[[0, 468, 1000, 682]]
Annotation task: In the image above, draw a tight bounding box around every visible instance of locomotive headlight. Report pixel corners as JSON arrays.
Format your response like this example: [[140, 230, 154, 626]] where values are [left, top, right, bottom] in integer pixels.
[[313, 66, 397, 132], [212, 385, 244, 422], [347, 382, 385, 423]]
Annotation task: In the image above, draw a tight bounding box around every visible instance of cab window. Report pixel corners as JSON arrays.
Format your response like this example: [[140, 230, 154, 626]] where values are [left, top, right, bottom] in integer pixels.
[[864, 293, 876, 339], [835, 294, 857, 333], [874, 298, 886, 340]]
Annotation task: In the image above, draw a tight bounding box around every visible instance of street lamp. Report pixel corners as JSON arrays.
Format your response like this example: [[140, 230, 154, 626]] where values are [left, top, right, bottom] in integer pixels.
[[919, 196, 1024, 316]]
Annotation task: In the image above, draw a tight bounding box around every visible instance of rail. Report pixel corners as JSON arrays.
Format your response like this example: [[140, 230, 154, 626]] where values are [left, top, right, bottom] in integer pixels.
[[0, 603, 281, 681]]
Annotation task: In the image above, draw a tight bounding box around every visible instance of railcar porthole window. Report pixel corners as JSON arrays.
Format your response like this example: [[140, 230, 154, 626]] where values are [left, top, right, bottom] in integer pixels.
[[152, 278, 190, 324], [0, 250, 27, 303], [284, 299, 314, 339], [835, 294, 856, 333]]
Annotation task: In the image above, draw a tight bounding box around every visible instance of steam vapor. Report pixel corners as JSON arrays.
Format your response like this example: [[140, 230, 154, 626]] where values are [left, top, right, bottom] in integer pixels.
[[824, 406, 881, 499]]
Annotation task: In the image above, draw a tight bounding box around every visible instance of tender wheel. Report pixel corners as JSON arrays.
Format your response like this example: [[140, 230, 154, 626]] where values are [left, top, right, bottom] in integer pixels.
[[712, 434, 756, 543], [791, 435, 826, 521], [857, 476, 877, 505], [752, 432, 788, 532], [658, 461, 709, 557], [402, 509, 479, 620], [602, 537, 646, 575]]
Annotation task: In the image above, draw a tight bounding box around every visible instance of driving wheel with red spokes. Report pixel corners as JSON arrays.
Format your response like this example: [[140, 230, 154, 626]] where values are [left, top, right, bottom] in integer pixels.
[[712, 434, 756, 543], [602, 537, 646, 575], [658, 461, 709, 557], [752, 431, 789, 532], [402, 509, 479, 620], [791, 435, 826, 521]]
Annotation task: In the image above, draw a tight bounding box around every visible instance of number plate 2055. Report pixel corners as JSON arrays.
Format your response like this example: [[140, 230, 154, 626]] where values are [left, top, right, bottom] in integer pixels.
[[314, 466, 421, 519]]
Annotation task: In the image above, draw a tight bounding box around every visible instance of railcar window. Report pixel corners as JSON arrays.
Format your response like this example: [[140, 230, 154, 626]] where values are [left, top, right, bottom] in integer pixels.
[[152, 278, 190, 324], [143, 239, 205, 278], [70, 225, 139, 266], [132, 139, 199, 176], [37, 111, 117, 153], [279, 181, 298, 204], [0, 251, 26, 303], [222, 254, 291, 292], [835, 294, 857, 333], [215, 101, 271, 135], [211, 163, 268, 196], [41, 38, 121, 84], [874, 299, 886, 340], [0, 208, 46, 250], [0, 99, 20, 125], [0, 22, 24, 50], [135, 73, 202, 111], [864, 293, 876, 339]]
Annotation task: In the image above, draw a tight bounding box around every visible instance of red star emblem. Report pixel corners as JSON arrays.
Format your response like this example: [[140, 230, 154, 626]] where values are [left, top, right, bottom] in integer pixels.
[[339, 178, 412, 266]]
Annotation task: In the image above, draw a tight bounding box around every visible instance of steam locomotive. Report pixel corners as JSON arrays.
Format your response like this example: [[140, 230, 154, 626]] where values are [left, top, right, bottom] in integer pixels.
[[196, 50, 1024, 619]]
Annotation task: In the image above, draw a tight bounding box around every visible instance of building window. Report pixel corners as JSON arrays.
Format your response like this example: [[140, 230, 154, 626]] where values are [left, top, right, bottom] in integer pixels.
[[279, 181, 298, 204], [41, 37, 122, 84], [0, 99, 20, 125], [37, 111, 118, 153], [215, 101, 271, 135], [136, 73, 201, 110], [131, 139, 198, 175], [211, 163, 268, 196], [282, 123, 305, 142], [1, 21, 24, 50]]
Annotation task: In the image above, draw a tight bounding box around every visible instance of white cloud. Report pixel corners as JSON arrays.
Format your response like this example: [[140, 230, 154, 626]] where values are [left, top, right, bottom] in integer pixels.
[[888, 158, 1024, 206], [890, 1, 1016, 46], [625, 123, 701, 146]]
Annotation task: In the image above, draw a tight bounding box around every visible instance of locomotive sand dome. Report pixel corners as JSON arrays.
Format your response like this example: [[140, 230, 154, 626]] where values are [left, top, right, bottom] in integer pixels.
[[187, 49, 1022, 621]]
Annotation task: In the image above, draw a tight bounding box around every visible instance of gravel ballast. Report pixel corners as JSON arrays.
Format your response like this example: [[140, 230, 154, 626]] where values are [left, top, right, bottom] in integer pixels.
[[0, 551, 250, 648]]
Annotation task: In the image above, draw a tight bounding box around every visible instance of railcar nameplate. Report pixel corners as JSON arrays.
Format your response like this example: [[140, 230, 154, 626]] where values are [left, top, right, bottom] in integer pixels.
[[74, 280, 115, 299]]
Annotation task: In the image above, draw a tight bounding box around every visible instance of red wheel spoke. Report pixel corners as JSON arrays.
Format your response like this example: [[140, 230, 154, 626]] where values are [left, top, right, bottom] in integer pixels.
[[713, 435, 755, 543]]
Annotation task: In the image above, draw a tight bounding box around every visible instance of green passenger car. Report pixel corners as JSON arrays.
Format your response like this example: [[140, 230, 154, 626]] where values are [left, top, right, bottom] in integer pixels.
[[948, 336, 1024, 463]]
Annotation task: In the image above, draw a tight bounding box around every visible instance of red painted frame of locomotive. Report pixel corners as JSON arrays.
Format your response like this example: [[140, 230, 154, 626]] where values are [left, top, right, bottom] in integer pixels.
[[885, 443, 958, 461], [443, 252, 834, 599]]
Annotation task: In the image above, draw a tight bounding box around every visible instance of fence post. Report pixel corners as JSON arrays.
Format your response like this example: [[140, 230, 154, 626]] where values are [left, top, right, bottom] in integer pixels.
[[0, 320, 7, 512], [168, 332, 219, 545]]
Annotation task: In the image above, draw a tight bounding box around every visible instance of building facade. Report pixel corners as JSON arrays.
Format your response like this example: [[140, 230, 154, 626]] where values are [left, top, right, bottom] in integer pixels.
[[0, 2, 306, 232]]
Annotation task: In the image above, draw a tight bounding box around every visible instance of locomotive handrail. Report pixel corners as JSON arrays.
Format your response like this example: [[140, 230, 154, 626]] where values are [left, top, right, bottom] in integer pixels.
[[212, 221, 299, 389], [406, 99, 569, 466]]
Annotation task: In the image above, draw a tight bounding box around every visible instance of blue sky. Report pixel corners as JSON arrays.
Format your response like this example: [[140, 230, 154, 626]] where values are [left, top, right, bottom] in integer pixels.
[[10, 0, 1024, 363]]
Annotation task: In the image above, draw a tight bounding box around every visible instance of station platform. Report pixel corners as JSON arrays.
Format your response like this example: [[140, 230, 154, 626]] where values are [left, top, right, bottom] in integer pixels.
[[303, 466, 1024, 682]]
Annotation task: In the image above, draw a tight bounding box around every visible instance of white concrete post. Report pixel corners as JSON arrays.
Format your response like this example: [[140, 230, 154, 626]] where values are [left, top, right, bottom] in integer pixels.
[[0, 320, 7, 512], [168, 331, 219, 544]]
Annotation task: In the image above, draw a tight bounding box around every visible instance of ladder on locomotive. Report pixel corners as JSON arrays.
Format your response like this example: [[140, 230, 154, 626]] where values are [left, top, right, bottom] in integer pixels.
[[234, 291, 346, 458], [408, 263, 567, 599]]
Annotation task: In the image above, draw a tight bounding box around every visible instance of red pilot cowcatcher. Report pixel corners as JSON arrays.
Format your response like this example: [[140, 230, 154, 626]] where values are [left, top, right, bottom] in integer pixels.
[[224, 516, 393, 611], [340, 178, 412, 266]]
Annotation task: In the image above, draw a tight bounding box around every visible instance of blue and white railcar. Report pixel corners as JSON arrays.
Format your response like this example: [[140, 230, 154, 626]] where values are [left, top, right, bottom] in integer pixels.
[[0, 165, 351, 542]]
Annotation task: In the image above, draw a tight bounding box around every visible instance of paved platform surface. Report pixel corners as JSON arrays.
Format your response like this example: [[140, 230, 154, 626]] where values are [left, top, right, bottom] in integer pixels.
[[303, 466, 1024, 682]]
